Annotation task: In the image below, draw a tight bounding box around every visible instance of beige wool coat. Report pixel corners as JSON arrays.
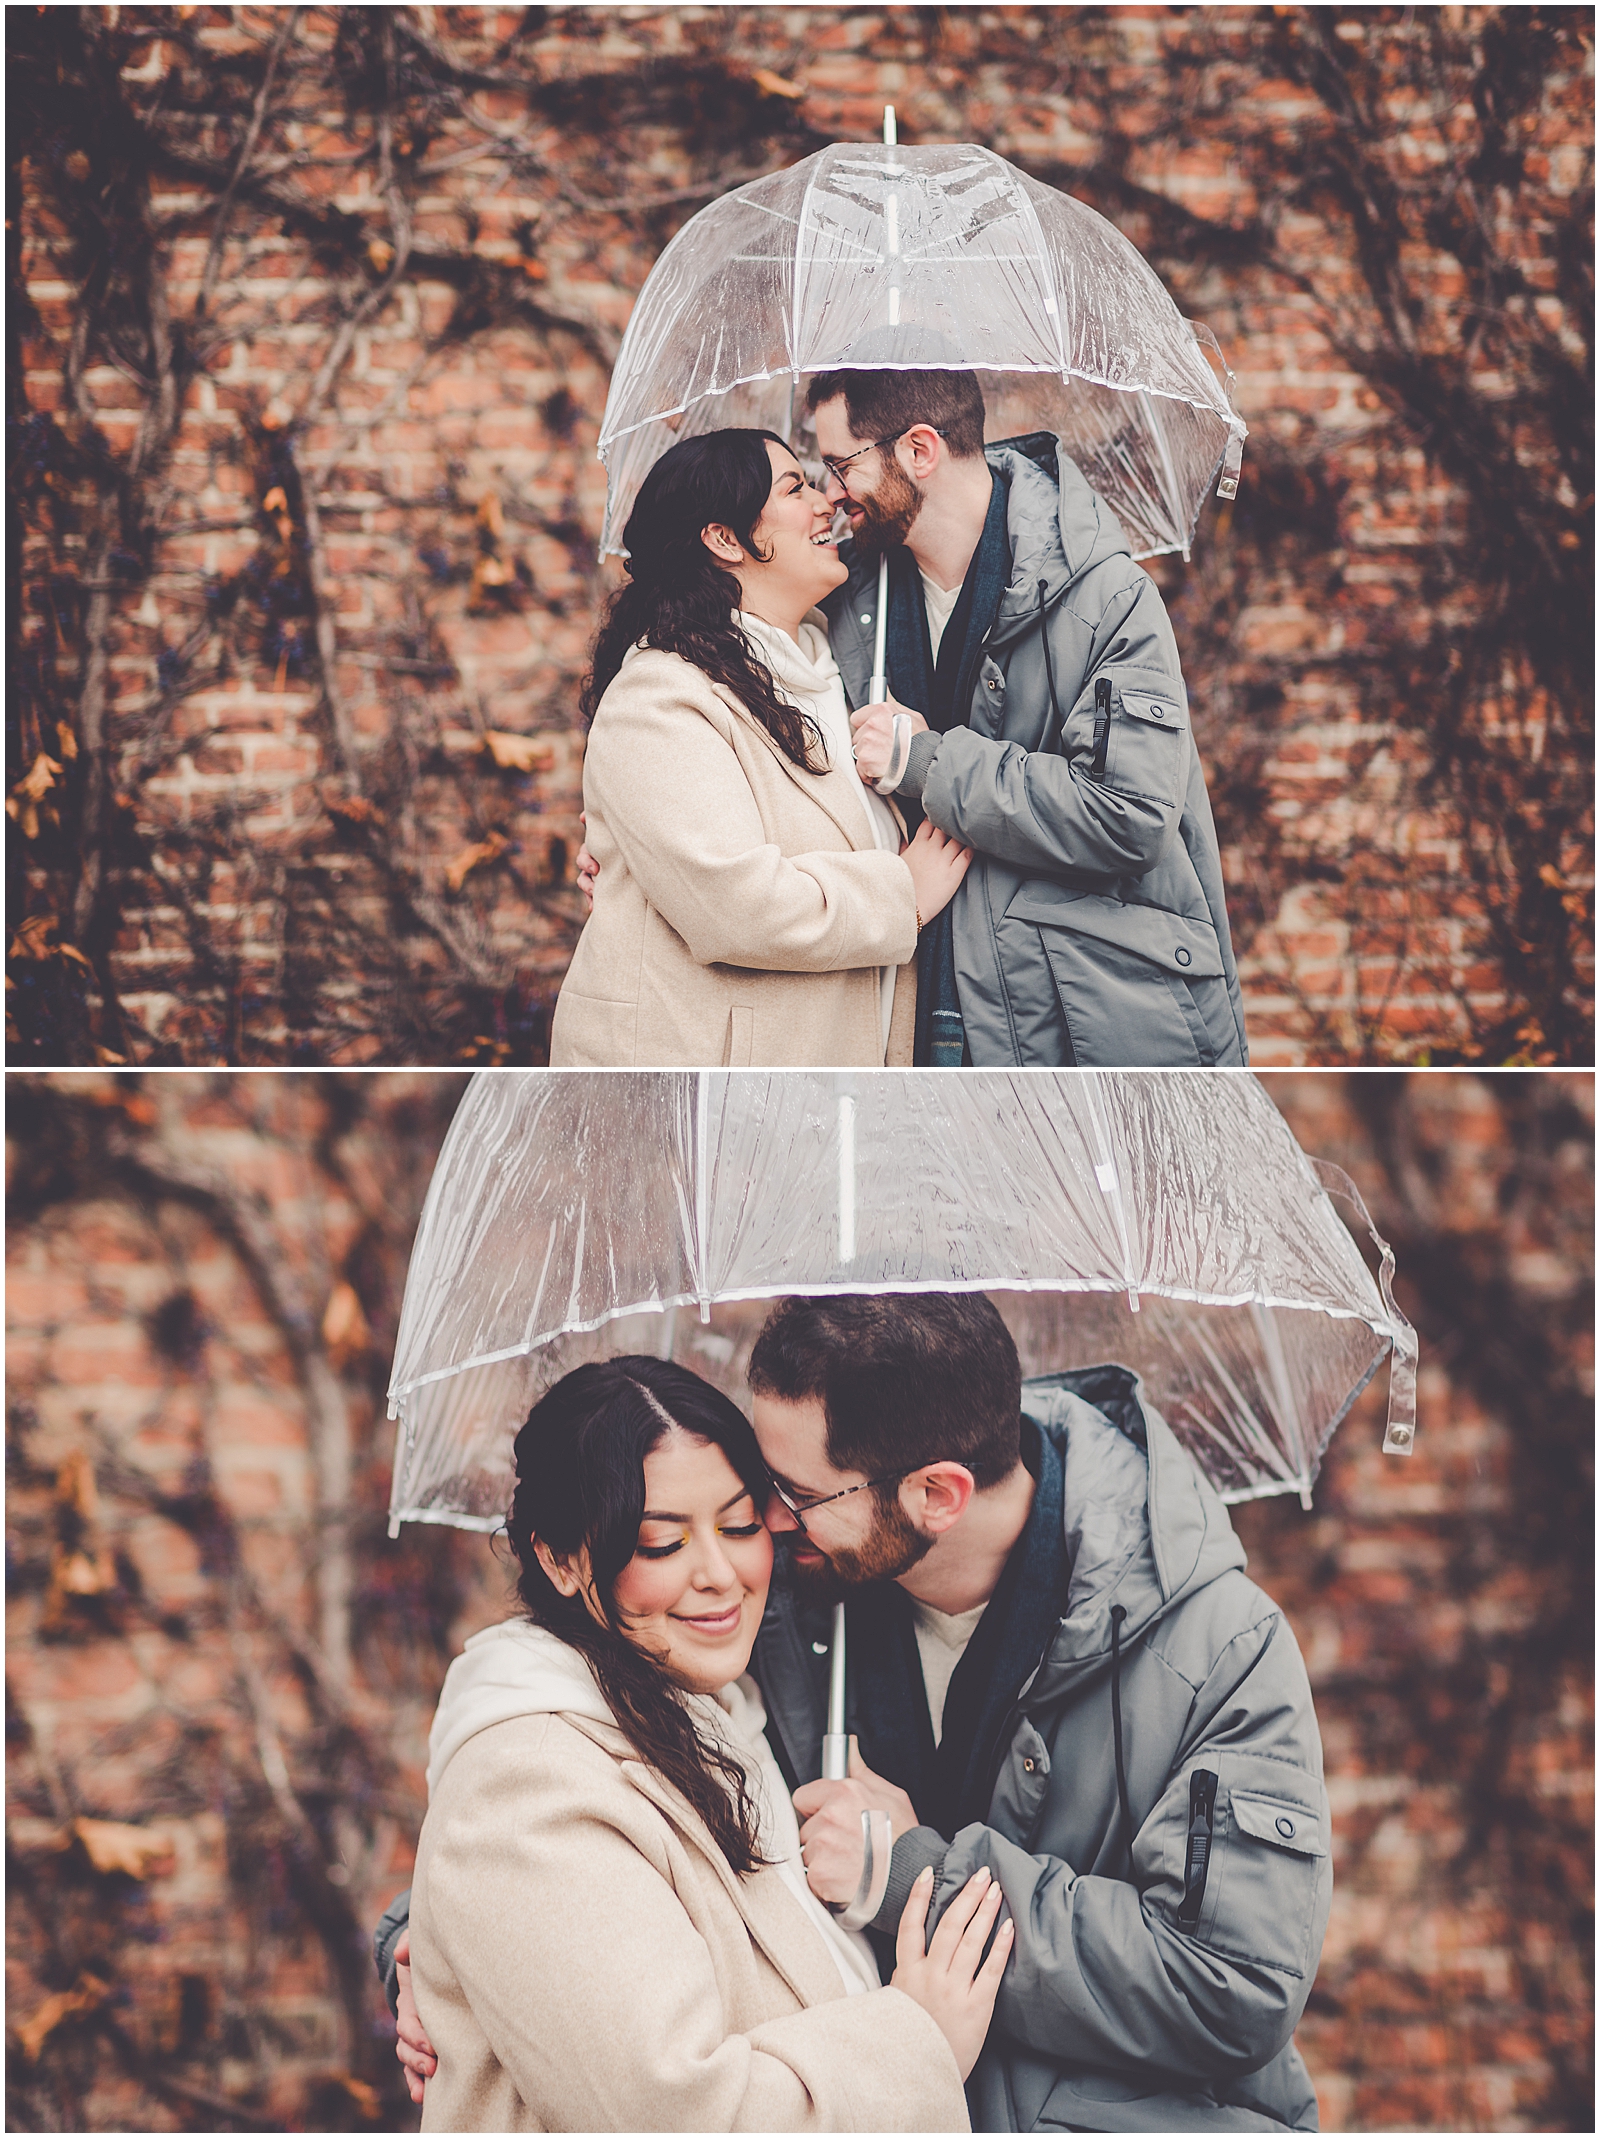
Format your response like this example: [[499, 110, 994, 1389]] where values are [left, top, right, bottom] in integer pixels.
[[548, 645, 919, 1067], [410, 1710, 969, 2133]]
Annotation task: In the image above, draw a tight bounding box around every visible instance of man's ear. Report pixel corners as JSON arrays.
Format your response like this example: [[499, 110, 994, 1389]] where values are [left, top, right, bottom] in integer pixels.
[[906, 1461, 976, 1536], [533, 1535, 586, 1598], [901, 424, 946, 480], [701, 522, 745, 565]]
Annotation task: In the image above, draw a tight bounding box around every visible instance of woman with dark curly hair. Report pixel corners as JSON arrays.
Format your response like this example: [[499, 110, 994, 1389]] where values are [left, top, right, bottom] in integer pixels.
[[405, 1356, 1005, 2130], [548, 431, 971, 1066]]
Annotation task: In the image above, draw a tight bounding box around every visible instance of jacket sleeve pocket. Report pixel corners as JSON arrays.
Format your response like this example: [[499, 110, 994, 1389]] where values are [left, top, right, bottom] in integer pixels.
[[1104, 687, 1188, 810], [1182, 1758, 1329, 1980]]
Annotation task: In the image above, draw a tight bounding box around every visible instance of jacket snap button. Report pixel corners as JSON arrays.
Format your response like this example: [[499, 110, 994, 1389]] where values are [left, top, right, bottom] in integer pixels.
[[811, 1641, 829, 1656], [1175, 946, 1192, 967], [1150, 706, 1165, 720], [860, 613, 873, 626], [1022, 1757, 1036, 1773], [1275, 1816, 1295, 1838], [987, 677, 1001, 690]]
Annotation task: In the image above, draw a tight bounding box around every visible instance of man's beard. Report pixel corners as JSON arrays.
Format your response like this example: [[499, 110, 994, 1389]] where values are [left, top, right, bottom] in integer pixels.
[[782, 1493, 932, 1604], [849, 456, 923, 562]]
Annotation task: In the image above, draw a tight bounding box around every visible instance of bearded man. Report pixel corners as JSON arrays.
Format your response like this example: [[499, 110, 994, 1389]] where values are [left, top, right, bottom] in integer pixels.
[[809, 367, 1248, 1068]]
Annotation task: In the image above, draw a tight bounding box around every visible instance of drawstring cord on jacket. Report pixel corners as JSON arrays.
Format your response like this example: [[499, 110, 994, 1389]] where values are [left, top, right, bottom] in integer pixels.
[[1109, 1603, 1135, 1874], [1037, 580, 1063, 737]]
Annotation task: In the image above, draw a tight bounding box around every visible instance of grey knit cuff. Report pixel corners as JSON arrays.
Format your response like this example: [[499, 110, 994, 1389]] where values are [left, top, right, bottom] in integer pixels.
[[897, 730, 940, 802], [870, 1824, 950, 1934]]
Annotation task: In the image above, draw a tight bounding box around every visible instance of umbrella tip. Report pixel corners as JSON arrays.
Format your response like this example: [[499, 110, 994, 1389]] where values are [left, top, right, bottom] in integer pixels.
[[883, 104, 897, 147]]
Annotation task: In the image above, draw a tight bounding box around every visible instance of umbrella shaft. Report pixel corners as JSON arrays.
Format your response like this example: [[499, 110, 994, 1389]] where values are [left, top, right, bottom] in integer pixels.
[[822, 1599, 848, 1777], [870, 555, 889, 700]]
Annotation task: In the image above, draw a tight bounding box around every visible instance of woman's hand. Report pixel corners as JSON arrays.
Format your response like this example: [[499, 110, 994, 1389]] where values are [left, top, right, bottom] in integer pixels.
[[576, 810, 599, 910], [850, 696, 927, 785], [901, 817, 973, 927], [890, 1865, 1012, 2081], [393, 1932, 438, 2105]]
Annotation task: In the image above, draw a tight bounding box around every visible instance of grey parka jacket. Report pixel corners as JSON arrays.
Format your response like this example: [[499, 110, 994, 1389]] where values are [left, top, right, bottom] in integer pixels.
[[758, 1370, 1331, 2132], [821, 443, 1249, 1067]]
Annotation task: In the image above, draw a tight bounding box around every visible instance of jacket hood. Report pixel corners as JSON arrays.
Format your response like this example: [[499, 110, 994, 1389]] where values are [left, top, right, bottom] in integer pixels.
[[985, 436, 1135, 648], [427, 1618, 614, 1798], [1021, 1365, 1248, 1698]]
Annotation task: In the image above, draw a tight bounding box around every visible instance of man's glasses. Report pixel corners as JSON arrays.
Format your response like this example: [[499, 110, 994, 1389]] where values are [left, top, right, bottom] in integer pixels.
[[767, 1469, 909, 1521], [817, 428, 943, 486]]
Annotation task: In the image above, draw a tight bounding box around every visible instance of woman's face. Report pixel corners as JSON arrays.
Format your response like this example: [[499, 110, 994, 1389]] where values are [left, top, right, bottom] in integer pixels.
[[606, 1430, 774, 1693], [707, 440, 847, 616]]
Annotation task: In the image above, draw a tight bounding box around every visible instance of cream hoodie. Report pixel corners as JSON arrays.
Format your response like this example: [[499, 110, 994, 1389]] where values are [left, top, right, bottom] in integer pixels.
[[428, 1617, 880, 2000]]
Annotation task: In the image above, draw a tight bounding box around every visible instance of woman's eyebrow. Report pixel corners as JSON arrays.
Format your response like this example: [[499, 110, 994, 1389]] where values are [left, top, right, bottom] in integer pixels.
[[641, 1488, 753, 1522]]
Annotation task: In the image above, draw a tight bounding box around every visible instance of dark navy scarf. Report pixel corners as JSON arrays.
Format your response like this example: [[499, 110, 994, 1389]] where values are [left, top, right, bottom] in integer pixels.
[[884, 468, 1013, 1066]]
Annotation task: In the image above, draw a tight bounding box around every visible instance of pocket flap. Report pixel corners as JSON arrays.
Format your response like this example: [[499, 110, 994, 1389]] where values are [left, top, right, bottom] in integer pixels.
[[1230, 1791, 1327, 1858], [1003, 884, 1226, 979], [1120, 691, 1187, 731]]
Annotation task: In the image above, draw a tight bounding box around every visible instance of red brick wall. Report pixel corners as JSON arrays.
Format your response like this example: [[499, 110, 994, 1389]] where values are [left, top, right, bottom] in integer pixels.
[[5, 1069, 1592, 2130], [10, 8, 1593, 1064]]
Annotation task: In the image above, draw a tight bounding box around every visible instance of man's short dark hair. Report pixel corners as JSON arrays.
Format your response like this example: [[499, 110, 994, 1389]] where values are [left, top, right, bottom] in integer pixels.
[[747, 1293, 1021, 1490], [804, 368, 988, 461]]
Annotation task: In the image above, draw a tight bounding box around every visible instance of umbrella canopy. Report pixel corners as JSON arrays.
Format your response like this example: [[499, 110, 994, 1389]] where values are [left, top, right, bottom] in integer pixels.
[[597, 137, 1246, 563], [386, 1072, 1416, 1536]]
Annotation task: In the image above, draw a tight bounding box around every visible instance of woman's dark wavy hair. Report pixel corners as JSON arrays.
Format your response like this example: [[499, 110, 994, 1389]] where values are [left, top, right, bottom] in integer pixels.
[[507, 1355, 773, 1876], [580, 429, 827, 773]]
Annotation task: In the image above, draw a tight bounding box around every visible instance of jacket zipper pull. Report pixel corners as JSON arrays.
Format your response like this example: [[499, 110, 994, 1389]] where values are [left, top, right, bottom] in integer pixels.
[[1177, 1768, 1218, 1931], [1091, 676, 1112, 781]]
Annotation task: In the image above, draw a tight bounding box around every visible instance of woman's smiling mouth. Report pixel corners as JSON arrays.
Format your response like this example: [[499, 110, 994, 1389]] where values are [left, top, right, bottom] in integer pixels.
[[671, 1603, 744, 1635]]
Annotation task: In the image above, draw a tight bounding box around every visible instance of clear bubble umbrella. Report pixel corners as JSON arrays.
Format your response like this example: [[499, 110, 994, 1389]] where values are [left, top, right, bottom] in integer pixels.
[[385, 1071, 1416, 1537], [597, 114, 1246, 568]]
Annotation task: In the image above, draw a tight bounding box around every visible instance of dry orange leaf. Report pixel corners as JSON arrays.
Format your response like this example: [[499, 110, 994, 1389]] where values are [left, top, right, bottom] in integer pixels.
[[321, 1279, 370, 1364], [10, 915, 61, 960], [13, 752, 63, 804], [482, 730, 554, 773], [75, 1818, 176, 1879], [56, 721, 78, 761], [476, 492, 506, 539], [13, 1973, 112, 2062], [262, 486, 288, 515], [52, 1546, 116, 1598], [752, 68, 806, 99], [56, 1449, 100, 1524], [368, 237, 395, 272], [326, 793, 383, 826], [445, 831, 509, 891]]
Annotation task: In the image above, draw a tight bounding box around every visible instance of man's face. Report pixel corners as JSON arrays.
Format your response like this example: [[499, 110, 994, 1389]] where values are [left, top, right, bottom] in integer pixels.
[[811, 396, 925, 563], [751, 1389, 931, 1601]]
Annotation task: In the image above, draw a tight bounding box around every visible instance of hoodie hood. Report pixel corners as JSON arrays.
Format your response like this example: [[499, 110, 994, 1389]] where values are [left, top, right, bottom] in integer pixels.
[[427, 1618, 615, 1798]]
